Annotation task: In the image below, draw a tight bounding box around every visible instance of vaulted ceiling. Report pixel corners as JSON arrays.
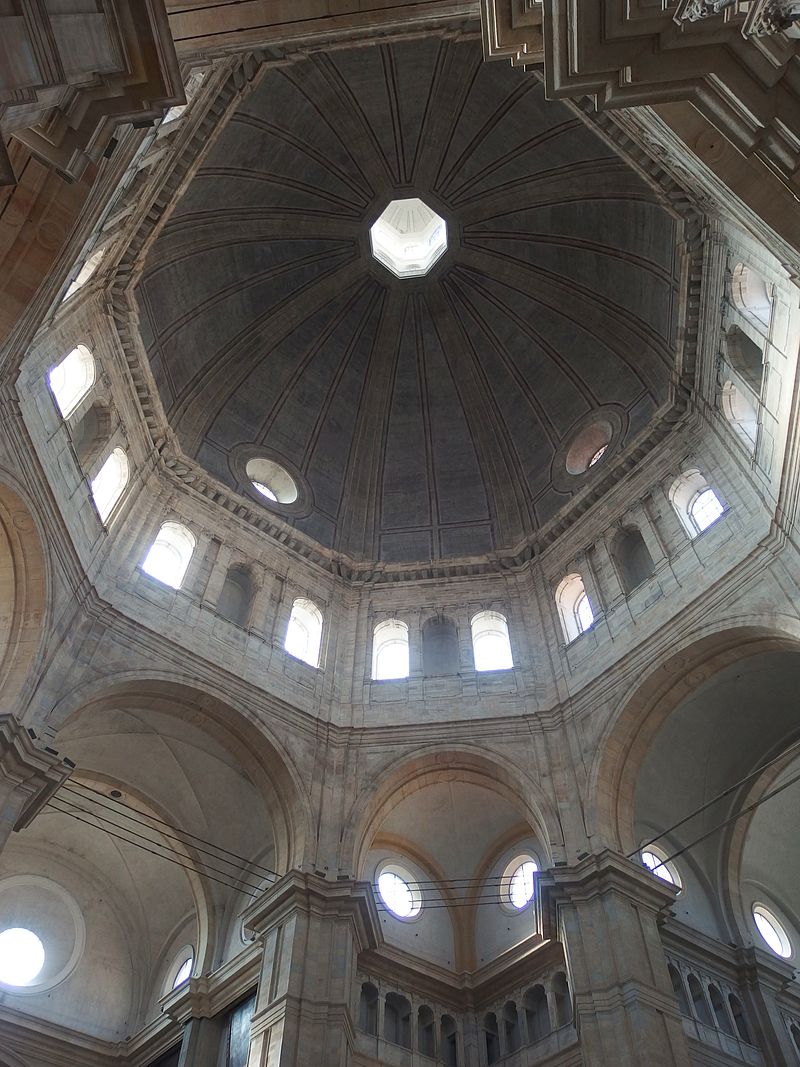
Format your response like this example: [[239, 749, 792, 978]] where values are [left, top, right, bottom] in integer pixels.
[[136, 35, 680, 563]]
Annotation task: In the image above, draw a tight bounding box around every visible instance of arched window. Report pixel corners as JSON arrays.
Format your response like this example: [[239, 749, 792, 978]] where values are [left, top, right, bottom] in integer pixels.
[[63, 247, 105, 301], [441, 1015, 459, 1066], [48, 344, 95, 417], [731, 262, 772, 330], [372, 619, 409, 680], [418, 1005, 436, 1057], [470, 610, 513, 671], [728, 994, 751, 1044], [708, 984, 733, 1035], [611, 525, 654, 595], [555, 573, 594, 642], [552, 972, 572, 1027], [483, 1013, 500, 1065], [284, 598, 323, 667], [687, 973, 713, 1026], [384, 992, 411, 1048], [722, 381, 758, 449], [359, 982, 378, 1035], [422, 616, 459, 677], [142, 521, 196, 589], [752, 904, 792, 958], [669, 964, 690, 1016], [524, 985, 550, 1042], [217, 565, 255, 628], [669, 470, 725, 538], [172, 953, 193, 989], [640, 845, 681, 888], [502, 1002, 520, 1052], [90, 447, 129, 523]]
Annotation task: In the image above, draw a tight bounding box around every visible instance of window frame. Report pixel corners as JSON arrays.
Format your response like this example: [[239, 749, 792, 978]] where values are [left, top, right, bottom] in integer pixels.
[[284, 597, 324, 668], [141, 520, 197, 590], [90, 446, 129, 525], [48, 344, 96, 418], [372, 619, 410, 680], [470, 610, 514, 672]]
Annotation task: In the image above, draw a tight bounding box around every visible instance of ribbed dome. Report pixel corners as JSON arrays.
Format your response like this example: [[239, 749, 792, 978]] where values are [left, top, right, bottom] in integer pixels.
[[136, 35, 679, 563]]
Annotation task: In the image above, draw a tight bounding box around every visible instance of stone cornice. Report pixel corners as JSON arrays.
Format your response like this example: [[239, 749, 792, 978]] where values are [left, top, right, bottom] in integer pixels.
[[0, 714, 74, 830]]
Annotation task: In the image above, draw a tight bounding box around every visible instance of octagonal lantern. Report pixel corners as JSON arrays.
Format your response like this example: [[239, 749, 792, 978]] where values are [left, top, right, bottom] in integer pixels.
[[369, 197, 447, 278]]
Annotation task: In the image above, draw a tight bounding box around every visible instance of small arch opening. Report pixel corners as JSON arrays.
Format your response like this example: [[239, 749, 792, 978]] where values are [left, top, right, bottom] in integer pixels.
[[669, 964, 690, 1016], [687, 973, 713, 1027], [418, 1005, 436, 1057], [142, 521, 196, 590], [524, 985, 550, 1042], [722, 381, 758, 449], [441, 1014, 459, 1066], [502, 1001, 520, 1052], [552, 972, 572, 1027], [359, 982, 378, 1035], [669, 470, 725, 538], [384, 992, 412, 1048], [483, 1012, 500, 1065], [728, 994, 751, 1044], [708, 984, 733, 1035]]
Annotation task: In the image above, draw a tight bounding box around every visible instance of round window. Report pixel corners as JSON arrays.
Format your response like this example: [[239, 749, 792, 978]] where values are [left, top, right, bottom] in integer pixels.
[[752, 904, 792, 958], [376, 864, 422, 919], [640, 847, 681, 888], [0, 927, 46, 986], [501, 855, 538, 911], [245, 457, 298, 505]]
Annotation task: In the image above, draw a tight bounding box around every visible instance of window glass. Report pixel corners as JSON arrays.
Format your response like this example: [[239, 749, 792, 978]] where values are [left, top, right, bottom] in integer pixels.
[[373, 620, 409, 680], [377, 866, 421, 918], [285, 598, 323, 667], [471, 611, 513, 671], [508, 859, 537, 909], [690, 487, 724, 533], [640, 847, 681, 888], [0, 927, 45, 986], [752, 905, 791, 957], [90, 447, 128, 523], [575, 592, 594, 633], [172, 955, 193, 988], [142, 522, 196, 589], [49, 345, 95, 417]]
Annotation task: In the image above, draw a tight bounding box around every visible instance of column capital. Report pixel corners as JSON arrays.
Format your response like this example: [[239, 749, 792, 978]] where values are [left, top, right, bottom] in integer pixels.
[[241, 870, 381, 954], [537, 849, 678, 940], [0, 714, 73, 832]]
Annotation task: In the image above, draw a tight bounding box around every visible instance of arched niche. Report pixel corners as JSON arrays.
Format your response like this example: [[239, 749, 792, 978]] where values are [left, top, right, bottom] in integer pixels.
[[216, 564, 256, 628], [0, 480, 47, 707], [611, 525, 654, 595], [591, 625, 800, 944]]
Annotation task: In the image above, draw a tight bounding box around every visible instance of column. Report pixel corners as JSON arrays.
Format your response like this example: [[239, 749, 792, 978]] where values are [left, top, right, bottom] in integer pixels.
[[241, 871, 379, 1067], [0, 714, 72, 853], [161, 978, 226, 1067], [537, 850, 693, 1067]]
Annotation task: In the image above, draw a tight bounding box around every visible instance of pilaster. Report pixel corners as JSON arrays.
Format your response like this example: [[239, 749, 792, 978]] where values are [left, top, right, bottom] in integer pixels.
[[538, 850, 693, 1067], [240, 871, 381, 1067]]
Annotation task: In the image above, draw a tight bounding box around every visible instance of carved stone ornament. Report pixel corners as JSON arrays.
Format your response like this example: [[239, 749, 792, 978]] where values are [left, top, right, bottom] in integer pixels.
[[744, 0, 800, 35], [676, 0, 737, 23]]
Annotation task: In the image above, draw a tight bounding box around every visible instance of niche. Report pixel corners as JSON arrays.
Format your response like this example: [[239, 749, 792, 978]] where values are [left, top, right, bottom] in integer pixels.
[[71, 401, 112, 471], [611, 526, 654, 595], [422, 615, 459, 677], [484, 1013, 500, 1065], [725, 325, 764, 394], [668, 964, 690, 1016], [502, 1001, 520, 1052], [552, 972, 572, 1027], [418, 1005, 436, 1057], [217, 565, 255, 628], [441, 1015, 458, 1066], [687, 974, 713, 1027]]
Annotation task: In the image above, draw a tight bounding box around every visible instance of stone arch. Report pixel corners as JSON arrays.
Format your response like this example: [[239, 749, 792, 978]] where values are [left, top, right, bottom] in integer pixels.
[[0, 479, 48, 708], [346, 746, 562, 877], [589, 620, 800, 852], [46, 675, 312, 875]]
